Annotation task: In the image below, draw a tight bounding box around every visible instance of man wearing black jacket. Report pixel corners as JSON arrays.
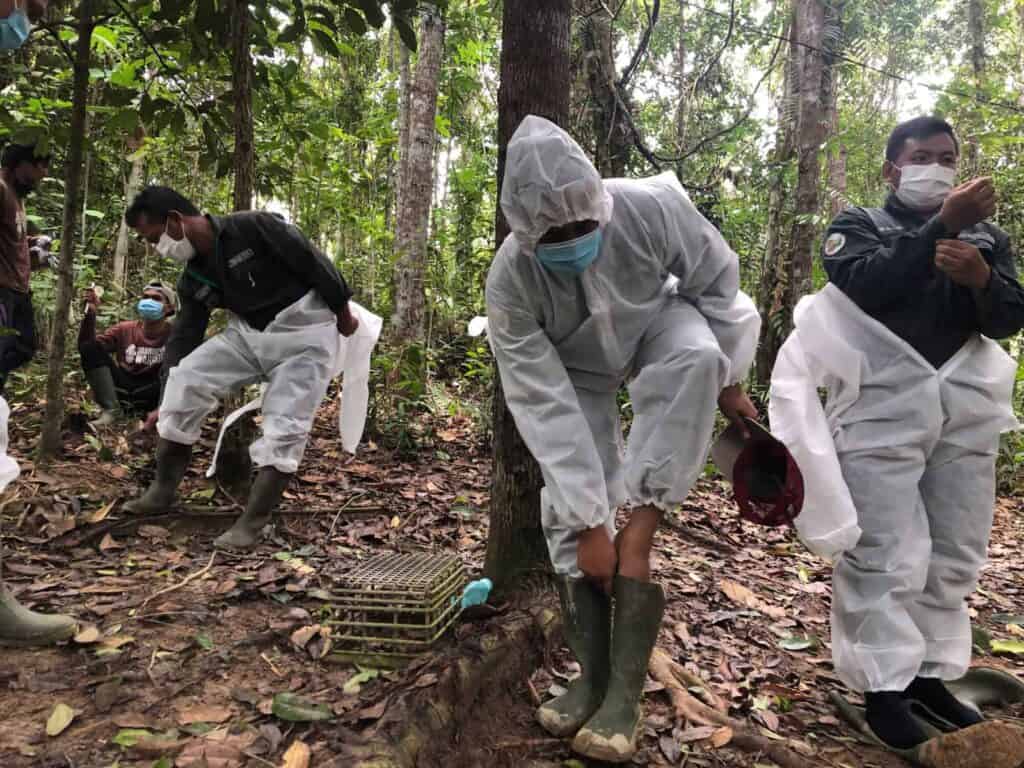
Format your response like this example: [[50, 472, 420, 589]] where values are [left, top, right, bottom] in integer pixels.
[[820, 117, 1024, 750], [122, 186, 359, 549]]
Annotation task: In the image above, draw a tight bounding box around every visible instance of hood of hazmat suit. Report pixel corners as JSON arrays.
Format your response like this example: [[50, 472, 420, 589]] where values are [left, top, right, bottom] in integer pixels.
[[486, 115, 761, 547], [205, 300, 383, 477]]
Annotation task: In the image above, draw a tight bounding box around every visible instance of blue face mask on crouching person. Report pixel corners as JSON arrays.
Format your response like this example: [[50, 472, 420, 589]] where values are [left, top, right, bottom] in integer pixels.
[[137, 298, 165, 321], [535, 228, 603, 275], [0, 8, 32, 50]]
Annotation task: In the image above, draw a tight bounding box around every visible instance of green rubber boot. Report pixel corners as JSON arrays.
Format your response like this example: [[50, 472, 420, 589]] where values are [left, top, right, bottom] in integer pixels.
[[123, 439, 191, 515], [537, 577, 611, 737], [572, 575, 666, 763], [0, 586, 76, 646], [85, 367, 120, 426], [213, 467, 291, 550]]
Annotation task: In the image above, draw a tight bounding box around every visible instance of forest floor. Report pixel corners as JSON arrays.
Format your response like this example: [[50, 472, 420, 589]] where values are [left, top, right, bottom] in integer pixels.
[[0, 385, 1023, 768]]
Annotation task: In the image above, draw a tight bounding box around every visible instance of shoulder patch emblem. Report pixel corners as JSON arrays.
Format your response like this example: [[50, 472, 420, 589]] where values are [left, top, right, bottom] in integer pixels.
[[824, 232, 846, 257]]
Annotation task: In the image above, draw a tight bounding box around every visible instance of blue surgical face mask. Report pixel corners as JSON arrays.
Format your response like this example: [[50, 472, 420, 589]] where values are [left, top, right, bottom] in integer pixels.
[[0, 9, 32, 50], [137, 298, 165, 321], [536, 228, 603, 275]]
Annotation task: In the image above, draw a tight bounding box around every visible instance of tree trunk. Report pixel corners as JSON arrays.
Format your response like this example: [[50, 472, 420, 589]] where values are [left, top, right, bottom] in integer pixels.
[[390, 9, 445, 343], [217, 0, 257, 492], [394, 40, 412, 238], [113, 127, 146, 294], [675, 2, 688, 152], [229, 0, 255, 211], [484, 0, 572, 594], [966, 0, 986, 175], [826, 68, 846, 218], [39, 0, 93, 460], [581, 0, 631, 177]]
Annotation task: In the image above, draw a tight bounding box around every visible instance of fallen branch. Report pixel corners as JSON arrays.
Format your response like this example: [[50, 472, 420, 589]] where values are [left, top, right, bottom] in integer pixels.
[[139, 551, 217, 608], [649, 648, 814, 768]]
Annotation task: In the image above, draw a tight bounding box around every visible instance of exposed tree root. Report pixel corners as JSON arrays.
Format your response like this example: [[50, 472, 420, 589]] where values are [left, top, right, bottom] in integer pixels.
[[649, 647, 816, 768]]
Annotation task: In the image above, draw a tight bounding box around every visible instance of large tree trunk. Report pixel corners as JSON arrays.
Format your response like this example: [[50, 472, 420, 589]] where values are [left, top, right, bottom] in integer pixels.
[[581, 1, 631, 177], [113, 127, 146, 293], [394, 40, 412, 238], [674, 2, 688, 152], [39, 0, 94, 460], [390, 9, 445, 343], [484, 0, 572, 594]]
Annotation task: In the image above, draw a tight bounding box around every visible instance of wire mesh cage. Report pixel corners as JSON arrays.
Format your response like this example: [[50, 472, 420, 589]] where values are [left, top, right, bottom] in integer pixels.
[[326, 552, 466, 666]]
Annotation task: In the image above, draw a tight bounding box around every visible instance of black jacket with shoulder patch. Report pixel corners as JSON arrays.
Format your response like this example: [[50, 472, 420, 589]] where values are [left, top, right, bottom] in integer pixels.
[[161, 212, 352, 388], [822, 194, 1024, 368]]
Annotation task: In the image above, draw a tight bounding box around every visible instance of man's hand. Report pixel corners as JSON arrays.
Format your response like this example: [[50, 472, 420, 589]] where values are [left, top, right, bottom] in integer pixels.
[[936, 239, 991, 290], [336, 305, 359, 337], [82, 288, 100, 313], [577, 525, 617, 596], [718, 383, 758, 439], [143, 409, 158, 432], [939, 177, 996, 233]]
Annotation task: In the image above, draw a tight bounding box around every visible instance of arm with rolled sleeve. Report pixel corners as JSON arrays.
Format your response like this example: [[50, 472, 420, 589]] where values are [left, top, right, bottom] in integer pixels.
[[485, 256, 609, 533], [250, 214, 352, 313], [655, 176, 761, 384], [974, 229, 1024, 339], [823, 207, 948, 312]]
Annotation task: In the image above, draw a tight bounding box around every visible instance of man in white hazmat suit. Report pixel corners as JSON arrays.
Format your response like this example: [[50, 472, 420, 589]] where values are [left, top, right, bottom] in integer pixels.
[[486, 116, 761, 763], [122, 186, 359, 550], [769, 116, 1024, 750]]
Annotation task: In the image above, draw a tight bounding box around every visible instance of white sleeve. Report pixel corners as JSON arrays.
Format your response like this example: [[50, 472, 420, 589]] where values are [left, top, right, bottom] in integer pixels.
[[768, 331, 861, 561], [655, 177, 761, 384], [486, 273, 609, 533]]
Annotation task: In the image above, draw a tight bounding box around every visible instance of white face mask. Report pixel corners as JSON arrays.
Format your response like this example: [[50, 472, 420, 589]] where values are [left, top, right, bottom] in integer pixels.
[[155, 219, 196, 264], [894, 163, 956, 212]]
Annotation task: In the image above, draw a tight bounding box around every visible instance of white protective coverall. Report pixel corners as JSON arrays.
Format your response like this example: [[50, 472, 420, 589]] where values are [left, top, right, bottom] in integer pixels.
[[159, 292, 379, 473], [769, 283, 1019, 693], [486, 116, 761, 576]]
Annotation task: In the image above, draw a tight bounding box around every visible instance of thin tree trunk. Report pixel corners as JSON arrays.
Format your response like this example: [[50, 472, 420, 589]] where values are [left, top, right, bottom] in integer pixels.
[[229, 0, 254, 211], [675, 2, 688, 153], [484, 0, 572, 594], [582, 0, 630, 176], [825, 57, 846, 218], [966, 0, 986, 175], [113, 127, 146, 293], [395, 41, 412, 236], [39, 0, 94, 460], [391, 9, 445, 343]]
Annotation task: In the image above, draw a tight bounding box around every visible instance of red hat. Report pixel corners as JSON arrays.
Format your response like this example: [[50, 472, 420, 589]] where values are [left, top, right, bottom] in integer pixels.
[[710, 418, 804, 527]]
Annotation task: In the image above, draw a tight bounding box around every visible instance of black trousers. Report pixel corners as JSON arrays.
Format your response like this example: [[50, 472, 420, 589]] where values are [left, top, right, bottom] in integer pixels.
[[79, 341, 160, 412], [0, 287, 36, 393]]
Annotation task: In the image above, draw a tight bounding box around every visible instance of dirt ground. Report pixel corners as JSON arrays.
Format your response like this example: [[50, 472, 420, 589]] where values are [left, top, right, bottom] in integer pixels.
[[1, 390, 1022, 768]]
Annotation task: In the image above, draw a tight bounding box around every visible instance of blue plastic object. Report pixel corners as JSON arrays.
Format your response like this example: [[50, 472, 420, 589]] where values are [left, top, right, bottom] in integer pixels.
[[460, 578, 493, 609]]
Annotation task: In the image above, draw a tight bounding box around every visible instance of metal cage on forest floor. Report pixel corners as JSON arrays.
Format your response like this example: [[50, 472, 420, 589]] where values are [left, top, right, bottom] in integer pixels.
[[326, 552, 466, 666]]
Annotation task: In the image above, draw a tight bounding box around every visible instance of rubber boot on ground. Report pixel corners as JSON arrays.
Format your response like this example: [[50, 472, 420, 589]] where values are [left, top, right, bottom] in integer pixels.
[[537, 577, 611, 737], [572, 575, 666, 763], [214, 467, 291, 550], [85, 366, 120, 427], [0, 586, 76, 646], [122, 439, 192, 515]]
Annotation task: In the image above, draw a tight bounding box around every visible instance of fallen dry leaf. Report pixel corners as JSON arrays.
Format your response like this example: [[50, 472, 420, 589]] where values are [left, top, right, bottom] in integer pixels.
[[280, 739, 311, 768], [98, 533, 122, 551], [290, 624, 320, 649], [175, 728, 256, 768], [175, 704, 234, 726], [89, 500, 116, 523], [720, 579, 786, 620], [710, 726, 734, 748], [73, 625, 101, 644]]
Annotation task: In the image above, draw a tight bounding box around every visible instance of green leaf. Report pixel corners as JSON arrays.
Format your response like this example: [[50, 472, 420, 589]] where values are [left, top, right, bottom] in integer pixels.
[[271, 693, 333, 722], [152, 758, 173, 768], [973, 626, 993, 654], [991, 613, 1024, 626], [109, 63, 139, 90], [991, 639, 1024, 656], [112, 728, 152, 747], [342, 667, 379, 695], [393, 14, 418, 52], [195, 633, 214, 650], [46, 703, 75, 736], [343, 7, 367, 34], [310, 28, 342, 58], [778, 635, 819, 652]]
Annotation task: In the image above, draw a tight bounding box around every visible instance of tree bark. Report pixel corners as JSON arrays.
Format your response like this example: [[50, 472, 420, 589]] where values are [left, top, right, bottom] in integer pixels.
[[113, 126, 146, 294], [966, 0, 986, 175], [390, 8, 445, 343], [581, 0, 631, 176], [39, 0, 94, 460], [229, 0, 255, 211], [484, 0, 572, 594], [395, 40, 412, 235]]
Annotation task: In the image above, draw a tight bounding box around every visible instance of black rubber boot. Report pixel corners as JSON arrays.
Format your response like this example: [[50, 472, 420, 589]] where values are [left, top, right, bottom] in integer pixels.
[[537, 577, 611, 737], [0, 586, 76, 646], [866, 691, 930, 749], [572, 575, 666, 763], [85, 367, 120, 426], [905, 676, 985, 729], [213, 467, 291, 550], [123, 439, 191, 515]]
